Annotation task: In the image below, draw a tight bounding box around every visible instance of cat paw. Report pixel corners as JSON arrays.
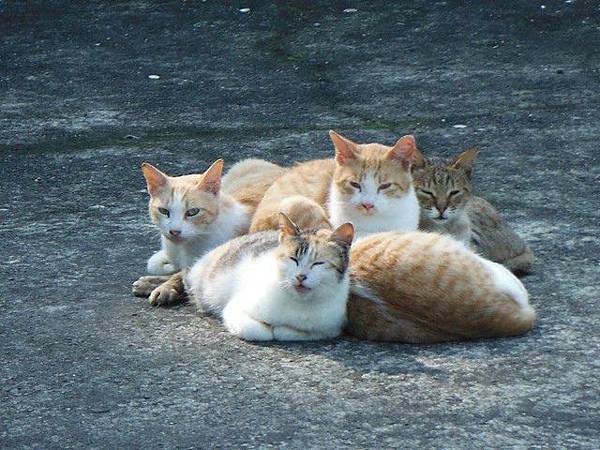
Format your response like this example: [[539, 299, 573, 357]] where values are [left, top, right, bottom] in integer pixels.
[[132, 276, 170, 297], [147, 251, 177, 275], [149, 284, 182, 307]]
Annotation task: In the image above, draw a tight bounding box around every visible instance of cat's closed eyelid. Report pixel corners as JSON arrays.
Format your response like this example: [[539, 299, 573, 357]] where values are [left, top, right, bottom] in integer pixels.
[[420, 190, 434, 197], [157, 207, 170, 217]]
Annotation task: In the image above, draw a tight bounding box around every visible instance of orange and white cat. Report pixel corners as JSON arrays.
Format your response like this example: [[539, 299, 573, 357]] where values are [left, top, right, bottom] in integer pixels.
[[133, 158, 286, 305], [142, 159, 250, 275], [250, 131, 419, 239], [328, 131, 419, 239], [346, 231, 536, 343]]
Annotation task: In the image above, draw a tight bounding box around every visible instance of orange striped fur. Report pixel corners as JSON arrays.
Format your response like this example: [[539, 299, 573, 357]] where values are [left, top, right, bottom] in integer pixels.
[[346, 231, 536, 343]]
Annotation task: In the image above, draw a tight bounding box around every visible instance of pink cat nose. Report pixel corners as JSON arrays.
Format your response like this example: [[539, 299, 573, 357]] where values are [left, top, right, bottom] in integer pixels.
[[361, 203, 374, 211], [169, 229, 181, 237], [296, 274, 307, 283]]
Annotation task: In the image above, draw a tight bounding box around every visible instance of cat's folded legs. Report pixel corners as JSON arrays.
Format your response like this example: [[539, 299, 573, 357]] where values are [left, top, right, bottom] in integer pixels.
[[132, 275, 170, 297], [147, 250, 177, 275], [222, 301, 274, 341], [148, 272, 186, 306], [272, 325, 326, 341]]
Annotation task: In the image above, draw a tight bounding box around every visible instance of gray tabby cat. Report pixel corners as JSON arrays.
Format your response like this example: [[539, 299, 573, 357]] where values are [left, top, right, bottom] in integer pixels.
[[412, 148, 533, 275]]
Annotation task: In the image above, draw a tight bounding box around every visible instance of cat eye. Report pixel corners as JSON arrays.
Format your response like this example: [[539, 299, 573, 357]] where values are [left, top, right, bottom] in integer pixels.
[[311, 261, 325, 267], [158, 207, 170, 217], [448, 190, 460, 197], [349, 181, 362, 191], [186, 208, 201, 217], [378, 183, 392, 191], [420, 190, 434, 198], [290, 257, 299, 265]]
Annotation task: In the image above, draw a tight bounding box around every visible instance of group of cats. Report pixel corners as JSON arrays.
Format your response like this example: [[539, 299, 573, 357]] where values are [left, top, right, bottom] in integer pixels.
[[132, 131, 536, 343]]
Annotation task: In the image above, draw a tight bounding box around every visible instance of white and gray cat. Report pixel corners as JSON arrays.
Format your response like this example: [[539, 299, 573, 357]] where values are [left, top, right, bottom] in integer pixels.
[[185, 213, 354, 341]]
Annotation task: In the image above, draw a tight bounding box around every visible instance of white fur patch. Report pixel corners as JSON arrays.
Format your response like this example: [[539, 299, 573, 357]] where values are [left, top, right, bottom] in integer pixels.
[[150, 199, 249, 273], [480, 257, 530, 309], [328, 180, 420, 240]]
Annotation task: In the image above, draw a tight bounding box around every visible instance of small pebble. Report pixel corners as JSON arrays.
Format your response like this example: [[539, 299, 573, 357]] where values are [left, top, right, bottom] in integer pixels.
[[148, 75, 160, 80], [343, 8, 358, 13], [239, 8, 250, 13], [453, 124, 467, 129]]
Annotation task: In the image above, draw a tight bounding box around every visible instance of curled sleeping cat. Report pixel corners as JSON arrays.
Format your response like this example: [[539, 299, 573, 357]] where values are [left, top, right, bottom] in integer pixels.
[[185, 213, 354, 341], [412, 147, 534, 274], [250, 131, 420, 240], [132, 158, 286, 305], [347, 230, 535, 343]]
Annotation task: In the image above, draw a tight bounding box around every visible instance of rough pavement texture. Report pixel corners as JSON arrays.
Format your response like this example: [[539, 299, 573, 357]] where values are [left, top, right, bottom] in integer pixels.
[[1, 1, 599, 448]]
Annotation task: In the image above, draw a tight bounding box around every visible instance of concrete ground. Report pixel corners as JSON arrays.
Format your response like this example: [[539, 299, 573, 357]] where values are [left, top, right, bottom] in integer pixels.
[[1, 1, 599, 448]]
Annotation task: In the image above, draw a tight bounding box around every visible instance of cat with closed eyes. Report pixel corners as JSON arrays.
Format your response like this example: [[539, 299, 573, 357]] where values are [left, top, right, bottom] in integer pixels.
[[185, 213, 354, 341], [412, 148, 479, 244], [249, 131, 419, 240], [412, 148, 533, 274], [132, 158, 286, 305]]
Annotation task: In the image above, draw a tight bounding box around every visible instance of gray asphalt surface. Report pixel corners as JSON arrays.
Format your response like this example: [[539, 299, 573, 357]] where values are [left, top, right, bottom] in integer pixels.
[[1, 1, 599, 448]]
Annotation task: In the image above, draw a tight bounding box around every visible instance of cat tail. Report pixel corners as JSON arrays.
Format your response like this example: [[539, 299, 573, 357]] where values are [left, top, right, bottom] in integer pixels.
[[279, 195, 332, 230], [502, 245, 534, 276], [467, 196, 534, 276]]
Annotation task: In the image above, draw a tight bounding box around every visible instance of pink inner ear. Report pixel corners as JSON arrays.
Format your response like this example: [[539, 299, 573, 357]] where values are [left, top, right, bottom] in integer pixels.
[[142, 164, 168, 196], [388, 135, 417, 169], [330, 131, 357, 165], [197, 159, 224, 195]]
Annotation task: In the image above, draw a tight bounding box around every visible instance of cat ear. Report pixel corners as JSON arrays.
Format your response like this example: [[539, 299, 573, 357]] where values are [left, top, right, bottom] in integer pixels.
[[387, 135, 417, 170], [411, 147, 427, 172], [278, 212, 301, 238], [141, 163, 168, 196], [197, 159, 224, 195], [451, 148, 479, 177], [330, 222, 354, 247], [330, 130, 358, 165]]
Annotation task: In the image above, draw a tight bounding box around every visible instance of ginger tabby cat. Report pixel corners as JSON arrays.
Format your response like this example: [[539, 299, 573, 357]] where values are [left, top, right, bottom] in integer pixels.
[[346, 231, 536, 343], [133, 158, 286, 306], [250, 131, 419, 239]]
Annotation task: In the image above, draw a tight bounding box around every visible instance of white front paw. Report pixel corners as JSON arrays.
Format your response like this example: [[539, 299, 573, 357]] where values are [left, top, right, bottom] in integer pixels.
[[147, 251, 177, 275]]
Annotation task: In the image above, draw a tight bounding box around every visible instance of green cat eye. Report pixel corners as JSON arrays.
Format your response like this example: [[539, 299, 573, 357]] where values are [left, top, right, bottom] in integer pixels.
[[186, 208, 201, 217], [158, 207, 170, 217]]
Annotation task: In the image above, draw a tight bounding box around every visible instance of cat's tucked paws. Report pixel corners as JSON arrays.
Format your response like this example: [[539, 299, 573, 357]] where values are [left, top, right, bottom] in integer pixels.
[[132, 276, 170, 297], [149, 284, 182, 307], [273, 325, 317, 341]]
